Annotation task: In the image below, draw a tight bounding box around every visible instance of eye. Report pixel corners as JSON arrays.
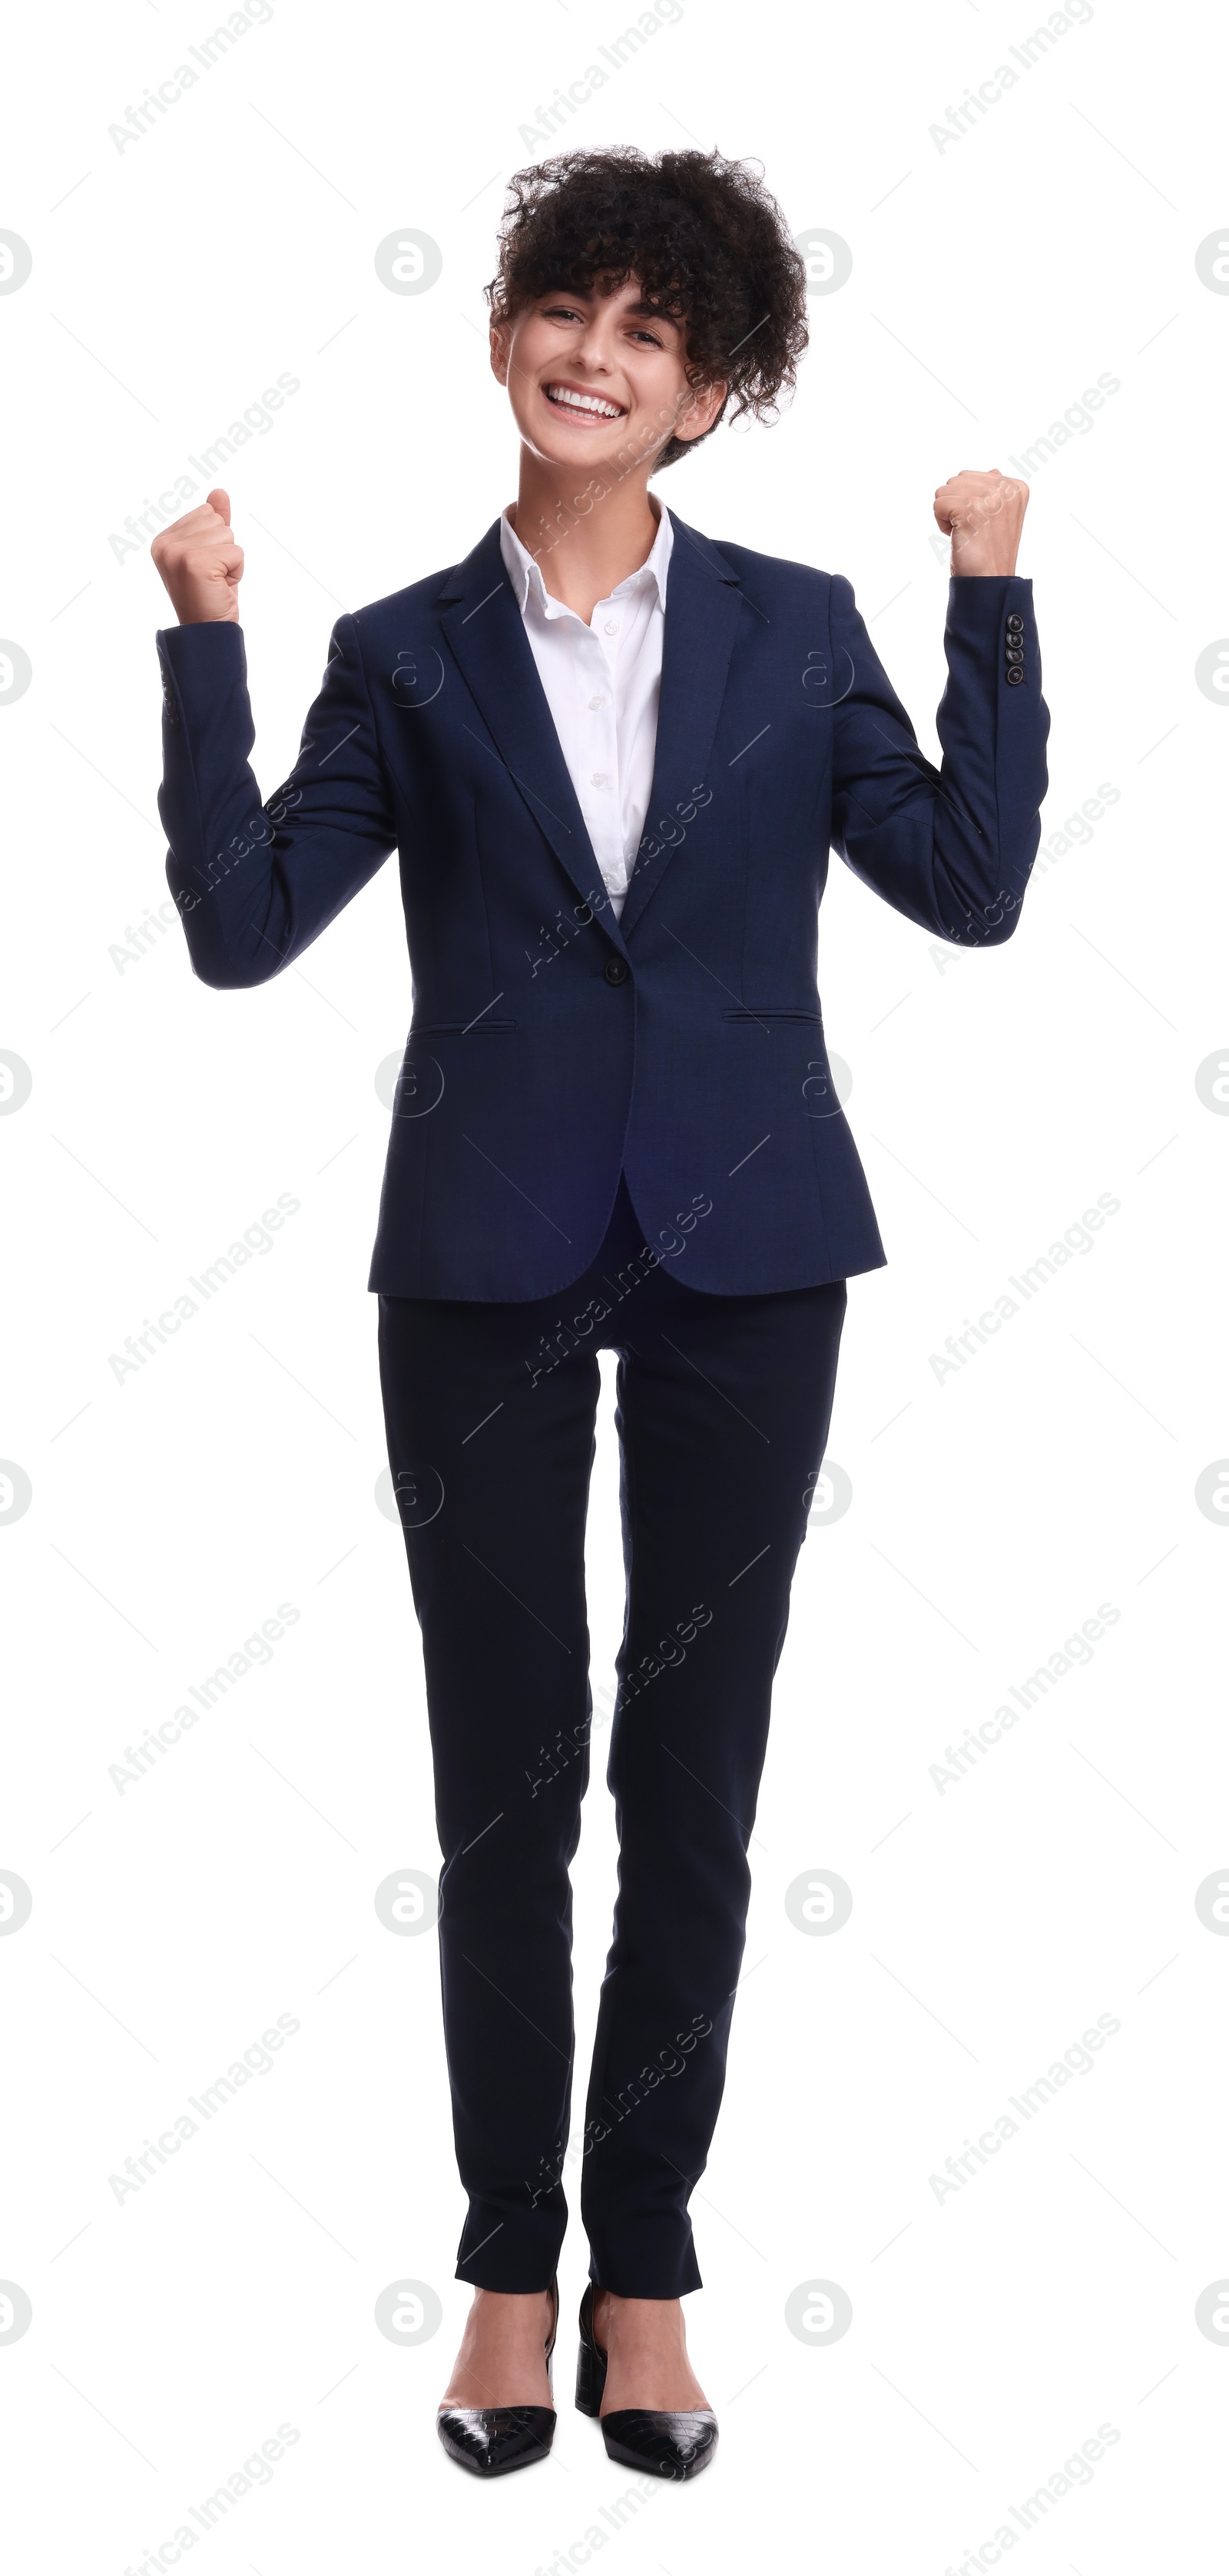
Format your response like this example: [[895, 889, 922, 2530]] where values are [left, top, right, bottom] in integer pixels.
[[542, 302, 583, 323]]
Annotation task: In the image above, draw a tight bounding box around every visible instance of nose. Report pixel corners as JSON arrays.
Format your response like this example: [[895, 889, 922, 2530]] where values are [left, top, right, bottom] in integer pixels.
[[570, 310, 618, 375]]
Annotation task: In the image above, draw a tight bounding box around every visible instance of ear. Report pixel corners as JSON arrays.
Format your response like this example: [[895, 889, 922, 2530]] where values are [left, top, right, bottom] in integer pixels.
[[672, 377, 730, 445], [489, 320, 510, 387]]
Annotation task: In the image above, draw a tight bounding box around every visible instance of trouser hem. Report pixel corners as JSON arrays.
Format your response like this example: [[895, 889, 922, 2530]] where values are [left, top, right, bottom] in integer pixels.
[[584, 2227, 704, 2300], [455, 2211, 568, 2293]]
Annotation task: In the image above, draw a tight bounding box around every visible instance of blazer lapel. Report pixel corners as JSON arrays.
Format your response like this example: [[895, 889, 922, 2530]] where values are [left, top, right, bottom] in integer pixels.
[[616, 515, 744, 942], [438, 522, 616, 933]]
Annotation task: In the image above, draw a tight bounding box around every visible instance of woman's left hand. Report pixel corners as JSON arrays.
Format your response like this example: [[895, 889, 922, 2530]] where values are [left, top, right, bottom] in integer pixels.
[[934, 467, 1029, 575]]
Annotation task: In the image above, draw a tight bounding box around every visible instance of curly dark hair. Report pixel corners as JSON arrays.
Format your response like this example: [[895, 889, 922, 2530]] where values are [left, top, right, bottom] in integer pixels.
[[485, 146, 809, 469]]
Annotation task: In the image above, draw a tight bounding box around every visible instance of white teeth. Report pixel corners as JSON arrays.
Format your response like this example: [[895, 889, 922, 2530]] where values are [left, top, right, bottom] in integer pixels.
[[546, 384, 623, 418]]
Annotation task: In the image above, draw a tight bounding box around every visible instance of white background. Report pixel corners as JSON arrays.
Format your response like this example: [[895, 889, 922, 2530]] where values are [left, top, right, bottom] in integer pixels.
[[2, 1, 1227, 2568]]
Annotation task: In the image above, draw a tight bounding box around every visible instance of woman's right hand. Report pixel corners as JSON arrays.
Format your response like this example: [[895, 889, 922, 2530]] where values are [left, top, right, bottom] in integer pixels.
[[151, 487, 243, 623]]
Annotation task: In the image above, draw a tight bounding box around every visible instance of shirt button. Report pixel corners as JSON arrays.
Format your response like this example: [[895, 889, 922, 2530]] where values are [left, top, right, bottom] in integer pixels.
[[588, 694, 605, 710], [590, 771, 609, 787], [604, 619, 620, 635]]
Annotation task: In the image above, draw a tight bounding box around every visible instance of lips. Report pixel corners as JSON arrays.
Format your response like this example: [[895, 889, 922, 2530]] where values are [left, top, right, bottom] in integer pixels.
[[543, 380, 627, 420]]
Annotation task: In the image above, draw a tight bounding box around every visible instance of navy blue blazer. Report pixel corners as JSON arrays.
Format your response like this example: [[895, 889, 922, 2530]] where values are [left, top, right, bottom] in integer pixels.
[[156, 513, 1048, 1300]]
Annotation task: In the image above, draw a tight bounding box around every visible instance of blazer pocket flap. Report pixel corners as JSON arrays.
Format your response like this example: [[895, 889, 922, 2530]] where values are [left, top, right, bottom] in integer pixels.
[[407, 1018, 518, 1036], [721, 1005, 823, 1024]]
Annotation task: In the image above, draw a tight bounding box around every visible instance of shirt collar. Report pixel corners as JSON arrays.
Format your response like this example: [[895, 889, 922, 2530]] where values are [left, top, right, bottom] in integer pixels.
[[499, 499, 674, 621]]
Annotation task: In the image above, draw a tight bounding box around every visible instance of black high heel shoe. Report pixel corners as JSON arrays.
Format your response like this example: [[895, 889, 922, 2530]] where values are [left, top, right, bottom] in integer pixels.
[[436, 2277, 559, 2476], [575, 2281, 718, 2479]]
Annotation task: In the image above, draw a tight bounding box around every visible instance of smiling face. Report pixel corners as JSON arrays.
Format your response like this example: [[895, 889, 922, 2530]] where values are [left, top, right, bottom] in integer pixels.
[[490, 276, 728, 475]]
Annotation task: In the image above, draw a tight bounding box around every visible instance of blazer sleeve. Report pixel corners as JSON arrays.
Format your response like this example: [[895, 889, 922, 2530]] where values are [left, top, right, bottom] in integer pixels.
[[828, 571, 1050, 947], [156, 614, 397, 988]]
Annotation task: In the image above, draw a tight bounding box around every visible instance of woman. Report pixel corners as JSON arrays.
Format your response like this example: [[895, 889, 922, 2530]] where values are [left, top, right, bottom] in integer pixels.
[[151, 145, 1048, 2480]]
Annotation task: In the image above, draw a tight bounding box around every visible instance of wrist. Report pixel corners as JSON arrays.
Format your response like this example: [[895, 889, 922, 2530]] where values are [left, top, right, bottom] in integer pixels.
[[949, 536, 1020, 578]]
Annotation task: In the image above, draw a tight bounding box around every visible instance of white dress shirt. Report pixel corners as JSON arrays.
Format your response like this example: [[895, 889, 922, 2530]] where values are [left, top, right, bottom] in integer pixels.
[[499, 501, 673, 922]]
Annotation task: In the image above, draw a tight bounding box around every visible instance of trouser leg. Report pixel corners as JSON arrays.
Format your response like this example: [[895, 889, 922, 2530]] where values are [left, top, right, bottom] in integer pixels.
[[377, 1288, 602, 2290], [579, 1263, 847, 2296]]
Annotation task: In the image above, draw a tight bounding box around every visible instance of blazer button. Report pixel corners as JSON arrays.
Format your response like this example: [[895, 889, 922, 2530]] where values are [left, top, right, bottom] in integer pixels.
[[604, 955, 629, 985], [1005, 645, 1024, 664], [1005, 665, 1025, 685], [1006, 612, 1024, 632]]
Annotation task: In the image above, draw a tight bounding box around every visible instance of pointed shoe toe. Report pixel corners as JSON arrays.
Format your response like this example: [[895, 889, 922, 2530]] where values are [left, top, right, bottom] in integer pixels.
[[436, 2404, 557, 2475], [598, 2407, 717, 2478]]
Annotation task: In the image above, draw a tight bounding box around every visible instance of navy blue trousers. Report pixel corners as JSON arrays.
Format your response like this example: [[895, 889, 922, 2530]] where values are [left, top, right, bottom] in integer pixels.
[[377, 1173, 846, 2297]]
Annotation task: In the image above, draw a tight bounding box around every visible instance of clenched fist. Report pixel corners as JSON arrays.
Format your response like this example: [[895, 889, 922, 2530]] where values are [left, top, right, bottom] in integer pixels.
[[151, 488, 243, 624], [933, 469, 1029, 577]]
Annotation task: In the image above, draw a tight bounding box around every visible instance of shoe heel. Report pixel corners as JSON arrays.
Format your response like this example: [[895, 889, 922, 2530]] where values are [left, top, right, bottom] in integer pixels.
[[575, 2285, 608, 2418], [575, 2337, 605, 2416]]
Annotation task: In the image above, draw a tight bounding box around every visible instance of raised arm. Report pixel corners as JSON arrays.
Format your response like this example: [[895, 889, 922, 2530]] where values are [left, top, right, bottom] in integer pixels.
[[830, 469, 1050, 949], [152, 491, 396, 988]]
